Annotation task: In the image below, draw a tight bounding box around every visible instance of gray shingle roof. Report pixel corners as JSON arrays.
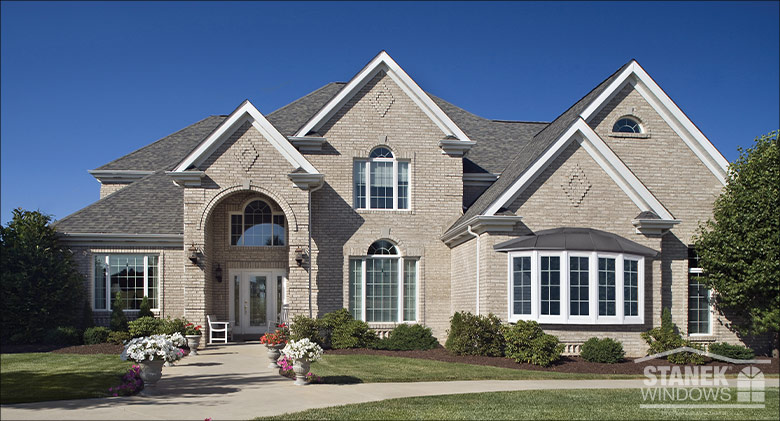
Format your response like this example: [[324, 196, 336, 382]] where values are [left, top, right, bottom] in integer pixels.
[[493, 227, 658, 257], [446, 61, 633, 234], [55, 171, 183, 235], [266, 82, 346, 136]]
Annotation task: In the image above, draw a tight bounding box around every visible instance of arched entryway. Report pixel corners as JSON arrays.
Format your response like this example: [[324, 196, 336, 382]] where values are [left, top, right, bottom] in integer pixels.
[[204, 190, 291, 337]]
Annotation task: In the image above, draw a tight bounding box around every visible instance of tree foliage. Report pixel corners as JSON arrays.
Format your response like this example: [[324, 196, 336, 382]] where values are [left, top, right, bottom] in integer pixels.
[[694, 130, 779, 335], [0, 209, 87, 343]]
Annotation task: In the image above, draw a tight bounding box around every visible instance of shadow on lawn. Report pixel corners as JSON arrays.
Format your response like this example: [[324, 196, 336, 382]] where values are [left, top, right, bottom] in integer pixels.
[[320, 375, 363, 384]]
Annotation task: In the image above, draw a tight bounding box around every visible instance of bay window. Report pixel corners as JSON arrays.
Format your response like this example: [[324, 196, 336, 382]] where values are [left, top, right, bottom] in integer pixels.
[[94, 254, 159, 311], [348, 240, 418, 323], [353, 147, 410, 210]]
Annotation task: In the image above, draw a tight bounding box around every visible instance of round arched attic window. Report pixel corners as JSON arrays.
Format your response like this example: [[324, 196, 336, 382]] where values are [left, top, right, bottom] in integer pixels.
[[612, 117, 643, 134]]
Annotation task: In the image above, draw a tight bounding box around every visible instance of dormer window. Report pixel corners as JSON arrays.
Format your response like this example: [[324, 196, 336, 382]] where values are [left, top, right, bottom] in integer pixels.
[[354, 146, 410, 210], [612, 117, 642, 134]]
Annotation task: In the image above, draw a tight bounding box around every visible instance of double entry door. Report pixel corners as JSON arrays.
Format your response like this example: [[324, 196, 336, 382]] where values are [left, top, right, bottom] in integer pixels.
[[229, 269, 286, 335]]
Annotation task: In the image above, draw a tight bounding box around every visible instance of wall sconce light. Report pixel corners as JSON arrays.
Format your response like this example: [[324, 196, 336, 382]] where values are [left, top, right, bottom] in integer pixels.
[[188, 244, 199, 264], [294, 247, 304, 267], [215, 264, 223, 283]]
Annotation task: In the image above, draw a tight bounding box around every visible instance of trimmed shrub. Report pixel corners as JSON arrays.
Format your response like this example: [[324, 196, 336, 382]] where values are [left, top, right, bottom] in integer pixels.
[[290, 315, 324, 346], [708, 342, 755, 361], [445, 312, 504, 356], [159, 317, 188, 336], [503, 320, 563, 367], [110, 292, 128, 332], [107, 330, 131, 345], [128, 316, 164, 338], [641, 308, 706, 365], [81, 300, 94, 330], [319, 308, 353, 348], [580, 337, 625, 363], [376, 324, 438, 351], [83, 326, 111, 345], [331, 319, 378, 349], [43, 326, 82, 346], [138, 296, 154, 318]]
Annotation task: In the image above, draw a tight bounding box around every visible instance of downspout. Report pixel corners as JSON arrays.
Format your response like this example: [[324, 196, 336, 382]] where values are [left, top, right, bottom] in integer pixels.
[[466, 225, 480, 315], [307, 182, 324, 318]]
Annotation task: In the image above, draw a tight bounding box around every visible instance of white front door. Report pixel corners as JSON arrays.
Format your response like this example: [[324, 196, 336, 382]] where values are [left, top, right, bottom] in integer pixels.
[[229, 269, 286, 335]]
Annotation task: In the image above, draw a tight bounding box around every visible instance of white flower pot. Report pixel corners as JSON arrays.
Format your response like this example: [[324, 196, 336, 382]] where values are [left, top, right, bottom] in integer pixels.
[[267, 344, 284, 368], [186, 335, 201, 355], [139, 360, 165, 395], [293, 359, 310, 386]]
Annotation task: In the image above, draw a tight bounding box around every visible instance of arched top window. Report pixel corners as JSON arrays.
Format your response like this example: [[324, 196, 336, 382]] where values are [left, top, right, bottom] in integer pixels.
[[612, 117, 643, 134], [369, 147, 394, 159], [368, 240, 399, 255], [230, 200, 286, 246]]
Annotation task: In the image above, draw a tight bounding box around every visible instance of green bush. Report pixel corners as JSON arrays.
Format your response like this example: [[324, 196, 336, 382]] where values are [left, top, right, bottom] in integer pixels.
[[331, 319, 378, 349], [107, 330, 131, 345], [445, 312, 504, 357], [708, 342, 755, 360], [109, 292, 128, 332], [138, 296, 154, 318], [81, 300, 94, 330], [503, 320, 564, 367], [580, 337, 625, 363], [641, 308, 706, 365], [43, 326, 82, 346], [319, 308, 353, 348], [83, 326, 111, 344], [376, 324, 438, 351], [128, 316, 164, 338], [159, 317, 188, 336], [290, 315, 324, 346]]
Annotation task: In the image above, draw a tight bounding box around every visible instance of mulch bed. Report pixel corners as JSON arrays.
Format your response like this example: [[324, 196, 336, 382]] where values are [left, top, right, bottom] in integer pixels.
[[50, 343, 125, 355], [327, 347, 780, 375]]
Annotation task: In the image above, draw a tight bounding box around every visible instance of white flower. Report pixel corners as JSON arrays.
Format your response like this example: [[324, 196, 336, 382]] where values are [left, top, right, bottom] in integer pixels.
[[121, 334, 184, 363], [281, 338, 323, 362]]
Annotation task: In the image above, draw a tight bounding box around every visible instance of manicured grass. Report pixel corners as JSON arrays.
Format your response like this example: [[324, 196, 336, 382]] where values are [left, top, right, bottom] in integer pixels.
[[260, 387, 780, 420], [310, 355, 641, 383], [1, 353, 132, 404]]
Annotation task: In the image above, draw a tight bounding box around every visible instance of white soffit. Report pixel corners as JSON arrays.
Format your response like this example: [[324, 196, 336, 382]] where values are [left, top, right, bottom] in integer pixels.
[[173, 100, 319, 174], [581, 61, 729, 185], [484, 119, 674, 220], [293, 51, 472, 142]]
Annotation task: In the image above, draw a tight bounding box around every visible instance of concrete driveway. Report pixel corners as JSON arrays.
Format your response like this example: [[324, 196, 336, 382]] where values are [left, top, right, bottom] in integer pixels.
[[0, 343, 665, 420]]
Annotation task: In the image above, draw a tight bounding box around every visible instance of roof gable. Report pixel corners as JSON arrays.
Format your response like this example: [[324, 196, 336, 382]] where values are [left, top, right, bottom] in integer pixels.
[[173, 100, 319, 174], [293, 51, 471, 142]]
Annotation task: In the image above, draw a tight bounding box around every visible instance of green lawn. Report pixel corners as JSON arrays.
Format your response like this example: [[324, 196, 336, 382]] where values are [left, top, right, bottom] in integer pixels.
[[1, 353, 132, 404], [259, 387, 780, 420], [310, 355, 641, 383]]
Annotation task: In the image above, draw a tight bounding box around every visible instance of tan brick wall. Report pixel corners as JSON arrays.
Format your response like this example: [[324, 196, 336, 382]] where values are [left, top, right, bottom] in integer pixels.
[[99, 183, 129, 199]]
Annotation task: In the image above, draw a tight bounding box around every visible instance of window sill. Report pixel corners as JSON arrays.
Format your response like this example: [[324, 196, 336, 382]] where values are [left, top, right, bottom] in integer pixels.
[[228, 245, 289, 249], [508, 315, 645, 325], [356, 209, 414, 215], [608, 133, 650, 139]]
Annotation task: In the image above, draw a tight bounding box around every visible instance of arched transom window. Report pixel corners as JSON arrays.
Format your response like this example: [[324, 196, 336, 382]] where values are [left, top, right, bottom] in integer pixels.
[[230, 200, 286, 246], [349, 240, 418, 322], [612, 117, 643, 134], [353, 147, 410, 210]]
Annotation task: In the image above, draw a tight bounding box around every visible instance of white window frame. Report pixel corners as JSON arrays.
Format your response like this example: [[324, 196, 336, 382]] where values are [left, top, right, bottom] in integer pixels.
[[688, 267, 713, 336], [93, 254, 162, 311], [350, 255, 418, 324], [228, 198, 287, 247], [507, 250, 644, 325], [353, 149, 411, 211]]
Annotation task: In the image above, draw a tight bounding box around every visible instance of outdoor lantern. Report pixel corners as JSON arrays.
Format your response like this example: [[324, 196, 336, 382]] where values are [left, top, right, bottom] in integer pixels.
[[188, 244, 199, 264], [215, 264, 223, 283], [294, 247, 304, 266]]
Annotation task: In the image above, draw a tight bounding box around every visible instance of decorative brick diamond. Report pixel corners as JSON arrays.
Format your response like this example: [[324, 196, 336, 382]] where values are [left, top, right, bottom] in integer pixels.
[[237, 142, 259, 172], [562, 164, 592, 207], [370, 83, 395, 117]]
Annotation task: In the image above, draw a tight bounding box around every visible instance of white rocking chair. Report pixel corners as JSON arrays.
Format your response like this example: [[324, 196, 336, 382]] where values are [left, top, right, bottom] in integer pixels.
[[207, 314, 232, 344]]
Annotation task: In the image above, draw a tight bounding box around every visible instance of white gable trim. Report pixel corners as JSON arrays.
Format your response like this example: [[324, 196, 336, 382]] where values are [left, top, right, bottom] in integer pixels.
[[484, 119, 674, 221], [173, 100, 319, 174], [293, 51, 471, 142], [581, 61, 729, 185]]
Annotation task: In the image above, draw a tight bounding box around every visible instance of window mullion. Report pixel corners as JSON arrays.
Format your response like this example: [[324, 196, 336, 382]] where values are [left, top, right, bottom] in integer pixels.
[[617, 254, 624, 323], [365, 161, 371, 210], [143, 255, 149, 301], [105, 256, 111, 311], [398, 257, 404, 322], [561, 251, 569, 323], [393, 160, 398, 210], [361, 259, 367, 322], [590, 251, 597, 322], [531, 250, 539, 319]]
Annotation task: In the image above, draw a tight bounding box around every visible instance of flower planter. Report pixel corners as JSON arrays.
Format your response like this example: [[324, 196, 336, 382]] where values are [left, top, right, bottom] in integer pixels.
[[186, 335, 201, 355], [138, 359, 165, 395], [292, 359, 311, 386], [266, 344, 285, 368]]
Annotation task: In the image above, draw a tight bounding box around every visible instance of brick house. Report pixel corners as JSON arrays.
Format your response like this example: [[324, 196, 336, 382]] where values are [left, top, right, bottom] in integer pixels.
[[55, 51, 750, 356]]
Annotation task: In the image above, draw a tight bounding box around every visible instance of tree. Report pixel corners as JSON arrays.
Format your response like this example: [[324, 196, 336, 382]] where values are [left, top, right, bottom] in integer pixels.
[[138, 296, 154, 318], [694, 130, 779, 337], [0, 209, 86, 343], [110, 292, 128, 332]]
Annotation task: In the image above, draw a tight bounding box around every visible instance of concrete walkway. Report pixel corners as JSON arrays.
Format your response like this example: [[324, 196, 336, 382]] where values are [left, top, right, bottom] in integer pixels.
[[0, 343, 684, 420]]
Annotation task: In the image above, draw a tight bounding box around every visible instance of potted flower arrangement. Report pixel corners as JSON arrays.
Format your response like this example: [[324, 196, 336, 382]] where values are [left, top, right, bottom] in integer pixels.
[[281, 338, 323, 385], [184, 322, 202, 355], [120, 334, 184, 395], [166, 332, 187, 366], [260, 324, 289, 368]]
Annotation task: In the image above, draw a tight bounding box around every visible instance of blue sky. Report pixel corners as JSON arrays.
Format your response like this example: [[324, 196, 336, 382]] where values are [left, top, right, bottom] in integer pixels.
[[1, 1, 778, 224]]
